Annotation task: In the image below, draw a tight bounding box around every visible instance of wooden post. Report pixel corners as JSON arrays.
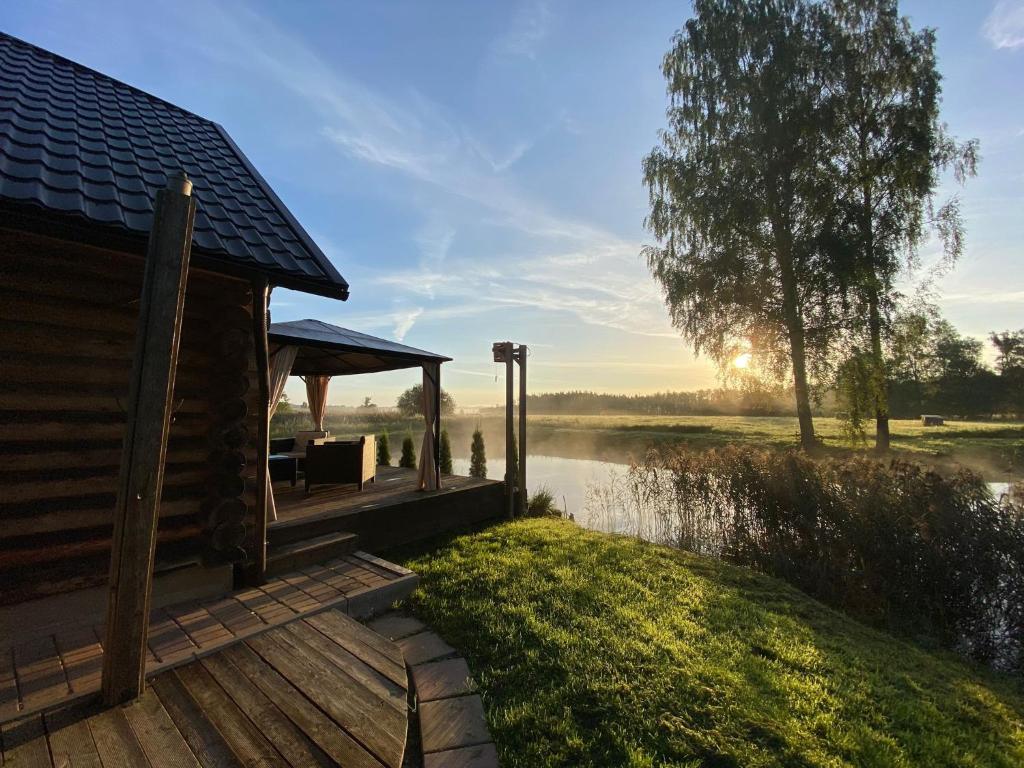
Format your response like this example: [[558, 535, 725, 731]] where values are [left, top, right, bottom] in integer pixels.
[[253, 279, 271, 582], [102, 172, 195, 705], [434, 364, 442, 490], [517, 344, 527, 515], [504, 343, 514, 519]]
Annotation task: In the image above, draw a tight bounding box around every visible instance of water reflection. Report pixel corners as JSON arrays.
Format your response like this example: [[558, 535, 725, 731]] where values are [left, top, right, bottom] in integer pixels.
[[451, 454, 626, 527], [451, 455, 1014, 543]]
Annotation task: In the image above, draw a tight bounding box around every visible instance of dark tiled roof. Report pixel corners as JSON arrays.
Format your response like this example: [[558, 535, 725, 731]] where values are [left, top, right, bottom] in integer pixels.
[[0, 32, 349, 299], [269, 319, 450, 376]]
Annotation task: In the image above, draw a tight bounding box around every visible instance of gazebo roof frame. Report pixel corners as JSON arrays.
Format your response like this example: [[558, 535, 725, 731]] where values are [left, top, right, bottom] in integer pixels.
[[268, 318, 451, 377]]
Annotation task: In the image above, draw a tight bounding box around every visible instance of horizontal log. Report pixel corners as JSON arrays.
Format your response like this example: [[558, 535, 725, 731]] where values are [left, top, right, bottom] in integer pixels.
[[0, 493, 204, 539], [1, 260, 254, 313], [0, 358, 241, 401], [0, 522, 200, 569], [0, 321, 258, 373], [0, 389, 209, 416], [0, 233, 253, 305], [0, 464, 208, 505], [0, 414, 209, 442], [0, 533, 202, 607], [0, 290, 253, 341]]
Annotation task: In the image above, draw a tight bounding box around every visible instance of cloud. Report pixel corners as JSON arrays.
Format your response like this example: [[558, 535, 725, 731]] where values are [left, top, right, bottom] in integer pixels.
[[493, 1, 552, 61], [392, 308, 423, 341], [166, 2, 680, 342], [984, 1, 1024, 49], [943, 289, 1024, 304]]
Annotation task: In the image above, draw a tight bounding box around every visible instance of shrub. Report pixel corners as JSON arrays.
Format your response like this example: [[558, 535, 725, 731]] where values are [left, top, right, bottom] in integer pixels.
[[619, 445, 1024, 670], [470, 429, 486, 478], [525, 486, 560, 517], [399, 435, 417, 469], [377, 430, 391, 466], [439, 429, 453, 474]]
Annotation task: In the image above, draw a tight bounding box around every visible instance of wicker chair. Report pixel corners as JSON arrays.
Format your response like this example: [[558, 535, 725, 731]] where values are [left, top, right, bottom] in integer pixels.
[[303, 435, 376, 494]]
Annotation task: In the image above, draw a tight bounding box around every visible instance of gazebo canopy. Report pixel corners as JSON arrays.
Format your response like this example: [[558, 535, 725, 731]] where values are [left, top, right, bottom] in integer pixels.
[[268, 319, 451, 376]]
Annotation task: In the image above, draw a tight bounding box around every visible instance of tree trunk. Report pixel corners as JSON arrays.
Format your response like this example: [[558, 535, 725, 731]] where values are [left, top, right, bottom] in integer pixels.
[[867, 289, 891, 451], [861, 175, 891, 451], [775, 231, 816, 450]]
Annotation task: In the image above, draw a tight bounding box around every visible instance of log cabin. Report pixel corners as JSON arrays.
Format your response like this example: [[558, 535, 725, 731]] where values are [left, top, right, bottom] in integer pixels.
[[0, 31, 351, 607]]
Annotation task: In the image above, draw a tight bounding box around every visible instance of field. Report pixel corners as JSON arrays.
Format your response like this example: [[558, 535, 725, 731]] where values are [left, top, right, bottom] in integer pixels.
[[274, 408, 1024, 478], [396, 518, 1024, 767]]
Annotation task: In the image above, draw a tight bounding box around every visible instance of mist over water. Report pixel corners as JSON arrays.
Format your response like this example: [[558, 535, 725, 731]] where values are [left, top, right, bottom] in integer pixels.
[[451, 455, 628, 524]]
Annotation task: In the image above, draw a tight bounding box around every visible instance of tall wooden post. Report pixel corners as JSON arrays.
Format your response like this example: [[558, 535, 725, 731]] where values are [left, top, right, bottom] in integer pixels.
[[516, 344, 527, 516], [493, 341, 515, 519], [434, 365, 442, 490], [253, 280, 271, 582], [504, 343, 514, 519], [102, 172, 195, 705]]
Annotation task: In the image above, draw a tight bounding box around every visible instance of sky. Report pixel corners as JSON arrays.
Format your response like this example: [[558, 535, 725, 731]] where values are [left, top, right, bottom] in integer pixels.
[[2, 1, 1022, 408]]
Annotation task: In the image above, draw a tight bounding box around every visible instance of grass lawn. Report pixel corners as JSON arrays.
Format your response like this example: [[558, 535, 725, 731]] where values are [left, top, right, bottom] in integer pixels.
[[397, 518, 1024, 768]]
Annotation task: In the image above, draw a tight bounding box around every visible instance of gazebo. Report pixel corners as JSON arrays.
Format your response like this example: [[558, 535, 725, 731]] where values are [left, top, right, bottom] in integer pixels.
[[265, 319, 451, 507]]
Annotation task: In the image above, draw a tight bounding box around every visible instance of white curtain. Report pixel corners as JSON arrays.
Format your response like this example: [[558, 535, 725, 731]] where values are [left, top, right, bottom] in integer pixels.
[[418, 363, 440, 491], [304, 375, 331, 431], [265, 345, 298, 522]]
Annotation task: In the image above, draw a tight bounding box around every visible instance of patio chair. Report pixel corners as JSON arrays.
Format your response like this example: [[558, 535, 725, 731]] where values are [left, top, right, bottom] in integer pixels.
[[304, 435, 376, 494]]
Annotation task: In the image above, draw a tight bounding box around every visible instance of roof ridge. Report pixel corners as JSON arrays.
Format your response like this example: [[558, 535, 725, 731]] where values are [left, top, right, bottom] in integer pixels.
[[0, 31, 216, 127]]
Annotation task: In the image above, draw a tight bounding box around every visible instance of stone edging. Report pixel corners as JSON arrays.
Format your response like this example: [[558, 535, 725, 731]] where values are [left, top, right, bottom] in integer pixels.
[[367, 612, 499, 768]]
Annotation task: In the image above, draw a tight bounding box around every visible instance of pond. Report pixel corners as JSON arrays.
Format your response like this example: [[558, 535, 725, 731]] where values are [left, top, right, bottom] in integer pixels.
[[452, 454, 629, 531], [452, 454, 1014, 539]]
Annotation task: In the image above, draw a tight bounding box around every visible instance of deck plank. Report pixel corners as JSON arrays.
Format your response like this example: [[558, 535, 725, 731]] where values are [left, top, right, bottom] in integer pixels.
[[121, 689, 201, 768], [298, 563, 364, 594], [172, 663, 289, 767], [247, 630, 406, 766], [14, 635, 70, 712], [54, 626, 104, 696], [232, 587, 295, 626], [44, 701, 103, 768], [151, 674, 243, 768], [164, 602, 234, 651], [199, 653, 331, 767], [87, 706, 152, 768], [222, 643, 386, 768], [258, 579, 317, 615], [200, 596, 265, 638], [277, 570, 344, 605], [1, 715, 52, 767], [0, 648, 19, 722], [147, 608, 197, 665], [304, 611, 407, 686], [283, 621, 406, 711]]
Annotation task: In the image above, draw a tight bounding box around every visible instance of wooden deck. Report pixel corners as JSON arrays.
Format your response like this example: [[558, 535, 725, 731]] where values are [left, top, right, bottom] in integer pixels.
[[0, 552, 417, 727], [273, 466, 497, 523], [0, 606, 409, 767], [271, 466, 505, 552]]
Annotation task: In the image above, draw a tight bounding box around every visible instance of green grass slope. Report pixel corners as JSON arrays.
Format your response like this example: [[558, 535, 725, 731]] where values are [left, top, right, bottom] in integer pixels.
[[399, 519, 1024, 768]]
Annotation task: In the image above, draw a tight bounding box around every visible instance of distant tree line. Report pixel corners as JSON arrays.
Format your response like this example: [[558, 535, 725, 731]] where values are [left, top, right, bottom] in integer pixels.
[[884, 315, 1023, 420], [526, 388, 794, 417], [528, 318, 1024, 421]]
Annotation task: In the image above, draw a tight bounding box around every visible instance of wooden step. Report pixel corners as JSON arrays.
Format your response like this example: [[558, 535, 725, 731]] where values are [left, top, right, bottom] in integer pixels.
[[266, 531, 359, 576], [268, 508, 362, 546]]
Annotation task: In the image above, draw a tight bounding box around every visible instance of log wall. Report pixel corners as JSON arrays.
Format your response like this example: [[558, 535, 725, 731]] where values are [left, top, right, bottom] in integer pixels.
[[0, 229, 260, 605]]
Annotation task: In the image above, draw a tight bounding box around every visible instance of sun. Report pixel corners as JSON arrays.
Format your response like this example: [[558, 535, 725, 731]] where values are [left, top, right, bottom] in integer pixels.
[[733, 352, 752, 370]]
